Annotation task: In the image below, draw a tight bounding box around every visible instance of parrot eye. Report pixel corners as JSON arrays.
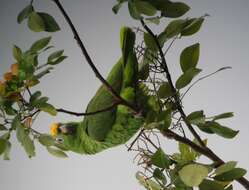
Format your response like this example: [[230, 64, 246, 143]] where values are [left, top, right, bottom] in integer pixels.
[[59, 124, 76, 135], [55, 137, 64, 143]]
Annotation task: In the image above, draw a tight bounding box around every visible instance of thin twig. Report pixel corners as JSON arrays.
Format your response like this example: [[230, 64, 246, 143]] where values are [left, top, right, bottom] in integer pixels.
[[181, 66, 232, 100], [140, 19, 206, 148], [141, 132, 159, 150], [140, 19, 249, 189], [52, 0, 138, 113], [128, 128, 145, 151], [56, 101, 120, 116], [164, 36, 178, 56]]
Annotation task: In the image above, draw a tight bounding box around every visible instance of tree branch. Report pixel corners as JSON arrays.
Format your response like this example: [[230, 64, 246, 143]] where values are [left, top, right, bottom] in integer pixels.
[[162, 128, 249, 189], [140, 19, 249, 189], [140, 19, 206, 147], [52, 0, 138, 113], [56, 101, 121, 116]]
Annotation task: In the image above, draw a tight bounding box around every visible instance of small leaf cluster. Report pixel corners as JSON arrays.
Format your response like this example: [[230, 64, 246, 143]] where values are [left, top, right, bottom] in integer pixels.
[[17, 3, 60, 32], [0, 3, 68, 159], [135, 141, 246, 190], [187, 111, 238, 139]]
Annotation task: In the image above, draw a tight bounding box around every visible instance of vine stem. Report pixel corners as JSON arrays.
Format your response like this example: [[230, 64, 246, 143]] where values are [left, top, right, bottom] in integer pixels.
[[51, 0, 138, 113], [140, 19, 249, 189]]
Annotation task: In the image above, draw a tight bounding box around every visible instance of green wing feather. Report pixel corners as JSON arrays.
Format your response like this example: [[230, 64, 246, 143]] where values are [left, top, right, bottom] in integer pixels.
[[56, 26, 144, 155], [85, 58, 123, 141]]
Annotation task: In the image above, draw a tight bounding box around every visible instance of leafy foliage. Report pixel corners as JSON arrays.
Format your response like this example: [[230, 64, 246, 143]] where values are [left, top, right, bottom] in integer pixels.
[[1, 1, 248, 190], [0, 4, 67, 158]]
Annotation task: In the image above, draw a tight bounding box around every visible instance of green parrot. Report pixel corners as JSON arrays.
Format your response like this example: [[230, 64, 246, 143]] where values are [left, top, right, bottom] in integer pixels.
[[52, 26, 146, 155]]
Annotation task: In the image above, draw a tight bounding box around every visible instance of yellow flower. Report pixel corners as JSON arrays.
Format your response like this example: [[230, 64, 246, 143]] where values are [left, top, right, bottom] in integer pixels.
[[50, 123, 60, 137]]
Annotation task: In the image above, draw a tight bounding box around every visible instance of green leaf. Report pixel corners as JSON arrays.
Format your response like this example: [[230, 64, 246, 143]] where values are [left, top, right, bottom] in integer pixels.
[[134, 1, 157, 16], [199, 179, 224, 190], [47, 56, 67, 65], [192, 138, 208, 158], [178, 142, 196, 162], [136, 172, 161, 190], [151, 148, 171, 169], [39, 103, 57, 116], [179, 164, 209, 187], [30, 91, 42, 104], [214, 168, 247, 181], [163, 110, 172, 130], [158, 82, 173, 98], [3, 141, 11, 160], [136, 172, 148, 188], [197, 121, 239, 138], [209, 122, 239, 139], [38, 12, 60, 32], [187, 110, 205, 125], [20, 52, 37, 72], [112, 2, 123, 14], [182, 17, 205, 36], [180, 43, 200, 73], [47, 147, 68, 158], [163, 19, 186, 39], [17, 4, 34, 24], [26, 77, 40, 87], [215, 161, 237, 176], [35, 67, 54, 79], [48, 50, 64, 62], [16, 122, 35, 158], [0, 132, 10, 140], [28, 12, 45, 32], [144, 33, 158, 52], [32, 96, 49, 108], [0, 139, 7, 155], [176, 68, 202, 89], [112, 0, 127, 14], [213, 112, 234, 121], [38, 134, 55, 147], [11, 115, 22, 130], [145, 17, 160, 25], [153, 168, 166, 184], [128, 1, 141, 19], [161, 1, 190, 18], [145, 122, 163, 130], [13, 45, 22, 62], [22, 134, 35, 158], [30, 36, 52, 52]]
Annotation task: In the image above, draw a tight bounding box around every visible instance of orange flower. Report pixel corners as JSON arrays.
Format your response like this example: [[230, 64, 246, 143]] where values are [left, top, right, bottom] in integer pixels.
[[0, 80, 5, 94], [50, 123, 60, 137], [7, 92, 21, 102], [3, 72, 13, 81], [11, 63, 19, 76]]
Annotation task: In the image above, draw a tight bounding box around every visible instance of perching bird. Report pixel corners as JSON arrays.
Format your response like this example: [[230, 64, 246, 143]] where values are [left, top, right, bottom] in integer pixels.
[[50, 26, 148, 155]]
